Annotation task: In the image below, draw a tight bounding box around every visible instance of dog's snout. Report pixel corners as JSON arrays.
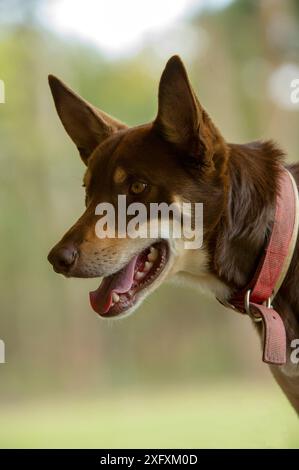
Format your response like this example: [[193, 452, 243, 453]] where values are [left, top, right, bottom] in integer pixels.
[[48, 244, 78, 274]]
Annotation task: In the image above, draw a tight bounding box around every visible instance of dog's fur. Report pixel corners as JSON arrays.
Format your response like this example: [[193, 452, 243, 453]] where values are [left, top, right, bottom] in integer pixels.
[[48, 56, 299, 413]]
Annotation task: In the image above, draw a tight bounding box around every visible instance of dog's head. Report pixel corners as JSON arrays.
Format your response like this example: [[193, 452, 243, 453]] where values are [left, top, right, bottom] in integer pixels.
[[48, 55, 228, 318]]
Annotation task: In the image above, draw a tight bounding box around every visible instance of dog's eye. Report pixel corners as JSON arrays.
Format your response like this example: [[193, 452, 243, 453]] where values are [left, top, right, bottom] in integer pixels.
[[129, 181, 147, 195]]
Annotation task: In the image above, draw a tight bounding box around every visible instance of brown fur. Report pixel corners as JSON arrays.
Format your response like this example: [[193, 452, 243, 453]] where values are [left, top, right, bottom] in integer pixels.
[[48, 56, 299, 413]]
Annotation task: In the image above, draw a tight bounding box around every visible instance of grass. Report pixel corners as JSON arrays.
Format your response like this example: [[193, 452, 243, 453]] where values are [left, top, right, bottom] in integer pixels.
[[0, 382, 298, 448]]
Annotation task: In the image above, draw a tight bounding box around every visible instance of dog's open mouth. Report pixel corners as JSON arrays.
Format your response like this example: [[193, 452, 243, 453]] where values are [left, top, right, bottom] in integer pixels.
[[89, 241, 169, 317]]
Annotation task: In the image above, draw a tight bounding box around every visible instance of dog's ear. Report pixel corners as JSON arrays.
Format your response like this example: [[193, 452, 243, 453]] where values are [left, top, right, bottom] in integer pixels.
[[154, 55, 224, 164], [48, 75, 127, 165]]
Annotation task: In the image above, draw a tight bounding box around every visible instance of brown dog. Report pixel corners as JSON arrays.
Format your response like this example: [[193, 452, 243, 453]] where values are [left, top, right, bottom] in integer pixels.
[[48, 56, 299, 413]]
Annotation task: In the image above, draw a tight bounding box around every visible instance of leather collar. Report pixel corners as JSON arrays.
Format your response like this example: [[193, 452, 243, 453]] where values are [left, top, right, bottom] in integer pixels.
[[219, 168, 299, 365]]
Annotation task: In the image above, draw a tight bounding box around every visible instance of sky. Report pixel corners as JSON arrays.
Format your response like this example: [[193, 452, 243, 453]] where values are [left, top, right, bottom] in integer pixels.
[[41, 0, 232, 57]]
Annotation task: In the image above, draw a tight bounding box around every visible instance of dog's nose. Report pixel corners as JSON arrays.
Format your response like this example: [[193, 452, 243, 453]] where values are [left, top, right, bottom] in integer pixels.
[[48, 244, 78, 274]]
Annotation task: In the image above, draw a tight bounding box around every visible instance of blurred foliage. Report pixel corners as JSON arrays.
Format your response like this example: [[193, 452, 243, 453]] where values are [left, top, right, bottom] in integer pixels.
[[0, 0, 299, 446]]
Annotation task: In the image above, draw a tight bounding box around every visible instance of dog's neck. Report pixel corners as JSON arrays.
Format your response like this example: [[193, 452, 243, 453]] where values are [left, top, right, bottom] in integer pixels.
[[209, 141, 299, 411], [211, 141, 282, 290], [175, 140, 299, 410]]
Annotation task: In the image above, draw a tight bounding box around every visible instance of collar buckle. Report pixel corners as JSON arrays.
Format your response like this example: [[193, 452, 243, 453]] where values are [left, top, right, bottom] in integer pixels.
[[244, 289, 272, 323]]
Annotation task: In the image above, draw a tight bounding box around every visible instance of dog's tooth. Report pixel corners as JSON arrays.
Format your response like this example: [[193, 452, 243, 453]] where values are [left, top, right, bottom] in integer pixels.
[[148, 246, 158, 261], [144, 261, 153, 272], [148, 251, 158, 262], [112, 292, 120, 303], [135, 271, 146, 280]]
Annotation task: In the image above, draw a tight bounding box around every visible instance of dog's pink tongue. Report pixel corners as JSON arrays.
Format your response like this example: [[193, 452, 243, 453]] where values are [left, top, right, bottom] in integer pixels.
[[89, 256, 137, 315]]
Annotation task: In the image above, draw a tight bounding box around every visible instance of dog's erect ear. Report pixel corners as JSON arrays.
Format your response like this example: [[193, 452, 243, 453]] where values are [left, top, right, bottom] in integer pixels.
[[154, 55, 224, 163], [48, 75, 127, 165]]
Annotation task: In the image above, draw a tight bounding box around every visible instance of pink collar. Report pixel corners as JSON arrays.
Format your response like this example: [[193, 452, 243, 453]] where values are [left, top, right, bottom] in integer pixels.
[[220, 168, 299, 365]]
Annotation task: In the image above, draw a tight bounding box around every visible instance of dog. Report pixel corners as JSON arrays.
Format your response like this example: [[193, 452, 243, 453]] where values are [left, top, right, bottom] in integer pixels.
[[47, 55, 299, 413]]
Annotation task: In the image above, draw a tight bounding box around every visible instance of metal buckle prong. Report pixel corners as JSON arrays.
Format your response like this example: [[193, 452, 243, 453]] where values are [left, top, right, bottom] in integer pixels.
[[244, 289, 271, 323]]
